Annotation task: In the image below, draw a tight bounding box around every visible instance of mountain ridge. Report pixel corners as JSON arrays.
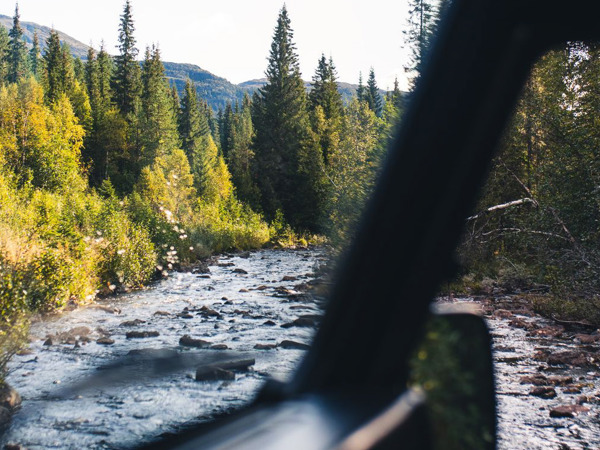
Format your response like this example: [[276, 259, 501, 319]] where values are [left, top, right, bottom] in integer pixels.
[[0, 15, 387, 110]]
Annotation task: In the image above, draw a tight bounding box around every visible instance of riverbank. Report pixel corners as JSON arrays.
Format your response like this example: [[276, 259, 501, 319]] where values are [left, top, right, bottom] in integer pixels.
[[440, 293, 600, 449]]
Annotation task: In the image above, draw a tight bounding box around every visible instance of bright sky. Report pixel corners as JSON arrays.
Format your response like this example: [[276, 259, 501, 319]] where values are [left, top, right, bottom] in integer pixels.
[[4, 0, 411, 90]]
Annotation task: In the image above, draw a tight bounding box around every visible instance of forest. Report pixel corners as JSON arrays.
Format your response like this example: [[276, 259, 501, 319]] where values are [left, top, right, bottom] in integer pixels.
[[0, 0, 599, 376], [0, 1, 403, 364]]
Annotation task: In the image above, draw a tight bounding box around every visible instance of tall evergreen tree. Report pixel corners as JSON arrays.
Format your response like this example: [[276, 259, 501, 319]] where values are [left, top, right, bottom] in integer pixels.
[[220, 101, 234, 157], [43, 30, 67, 103], [356, 72, 366, 102], [309, 55, 343, 165], [252, 6, 326, 230], [0, 26, 9, 83], [228, 93, 259, 205], [113, 0, 141, 116], [365, 68, 383, 116], [29, 32, 41, 78], [7, 5, 28, 83], [138, 45, 179, 166]]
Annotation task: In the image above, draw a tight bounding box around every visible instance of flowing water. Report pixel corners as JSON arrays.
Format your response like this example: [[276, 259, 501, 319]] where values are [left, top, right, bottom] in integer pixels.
[[2, 248, 599, 449], [1, 248, 327, 449]]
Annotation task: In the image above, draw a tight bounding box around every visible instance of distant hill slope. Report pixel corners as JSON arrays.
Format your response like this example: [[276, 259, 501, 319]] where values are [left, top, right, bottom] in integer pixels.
[[239, 78, 389, 104], [0, 14, 91, 59], [0, 15, 398, 111]]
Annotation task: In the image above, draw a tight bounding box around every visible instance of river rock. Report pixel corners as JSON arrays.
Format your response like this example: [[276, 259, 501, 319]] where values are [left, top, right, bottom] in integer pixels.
[[154, 311, 170, 317], [195, 368, 235, 382], [530, 386, 557, 399], [263, 320, 276, 326], [281, 317, 318, 328], [210, 344, 228, 350], [217, 262, 235, 267], [278, 340, 310, 350], [529, 326, 564, 338], [178, 313, 194, 319], [547, 351, 591, 367], [68, 326, 91, 337], [179, 335, 210, 348], [195, 358, 255, 381], [548, 376, 573, 386], [0, 384, 21, 410], [256, 285, 269, 291], [239, 289, 249, 293], [549, 404, 590, 418], [238, 251, 251, 259], [43, 338, 52, 346], [574, 333, 600, 344], [120, 319, 146, 327], [233, 268, 248, 274], [254, 344, 277, 350], [282, 276, 298, 282], [494, 309, 514, 319], [199, 306, 221, 318], [97, 337, 115, 345], [126, 331, 159, 339], [520, 374, 549, 386]]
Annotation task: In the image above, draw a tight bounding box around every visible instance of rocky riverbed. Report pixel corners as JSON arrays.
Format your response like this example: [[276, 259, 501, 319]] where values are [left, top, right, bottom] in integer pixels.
[[1, 248, 328, 449], [448, 294, 600, 450]]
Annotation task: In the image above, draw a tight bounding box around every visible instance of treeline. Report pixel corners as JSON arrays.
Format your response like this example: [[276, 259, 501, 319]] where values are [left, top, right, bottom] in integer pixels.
[[0, 0, 403, 336]]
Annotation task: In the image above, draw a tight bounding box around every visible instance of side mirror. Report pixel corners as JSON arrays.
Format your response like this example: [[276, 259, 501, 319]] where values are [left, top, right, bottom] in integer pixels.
[[410, 308, 496, 450]]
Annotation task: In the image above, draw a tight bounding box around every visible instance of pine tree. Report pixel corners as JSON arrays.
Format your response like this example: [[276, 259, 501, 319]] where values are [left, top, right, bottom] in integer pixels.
[[7, 5, 28, 83], [97, 43, 114, 105], [309, 55, 343, 166], [404, 0, 443, 86], [365, 68, 383, 116], [220, 101, 234, 157], [228, 93, 259, 205], [29, 32, 41, 78], [0, 26, 9, 83], [43, 30, 66, 103], [113, 0, 141, 116], [138, 45, 180, 166], [252, 5, 326, 229], [356, 72, 366, 102]]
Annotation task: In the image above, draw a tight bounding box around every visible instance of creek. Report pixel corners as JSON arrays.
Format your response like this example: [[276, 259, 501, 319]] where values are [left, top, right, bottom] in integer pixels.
[[1, 248, 327, 449]]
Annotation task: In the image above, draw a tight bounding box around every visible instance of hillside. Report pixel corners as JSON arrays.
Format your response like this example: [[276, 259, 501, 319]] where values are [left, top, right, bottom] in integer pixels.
[[239, 78, 389, 104], [0, 14, 90, 59]]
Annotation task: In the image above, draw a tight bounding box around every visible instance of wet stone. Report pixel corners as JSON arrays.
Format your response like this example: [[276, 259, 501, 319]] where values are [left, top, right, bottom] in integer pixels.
[[43, 338, 52, 346], [530, 386, 557, 399], [550, 405, 590, 418], [278, 340, 310, 350], [179, 335, 210, 348], [210, 344, 228, 350], [574, 334, 600, 344], [69, 326, 91, 336], [96, 337, 115, 346], [153, 311, 170, 317], [547, 351, 591, 367], [126, 331, 159, 339], [239, 289, 249, 293], [263, 320, 277, 326], [120, 319, 146, 327], [520, 374, 549, 386], [282, 276, 298, 282], [254, 344, 277, 350], [233, 268, 248, 274], [195, 368, 235, 382]]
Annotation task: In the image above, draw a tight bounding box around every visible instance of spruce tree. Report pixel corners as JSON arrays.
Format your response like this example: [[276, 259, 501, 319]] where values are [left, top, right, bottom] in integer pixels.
[[7, 5, 28, 83], [252, 6, 326, 230], [43, 30, 66, 103], [29, 32, 41, 78], [179, 77, 213, 192], [365, 68, 383, 116], [356, 72, 366, 102], [309, 55, 343, 165], [138, 45, 179, 166], [0, 26, 9, 83], [228, 93, 259, 205], [404, 0, 437, 86], [113, 0, 141, 116], [220, 101, 234, 157]]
